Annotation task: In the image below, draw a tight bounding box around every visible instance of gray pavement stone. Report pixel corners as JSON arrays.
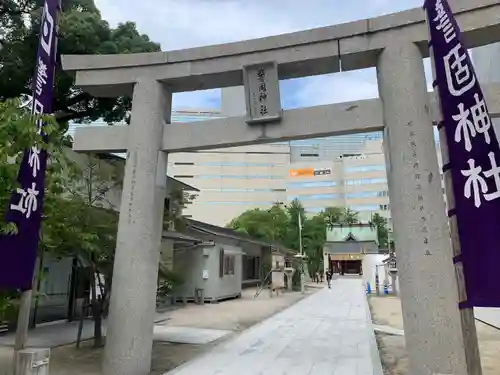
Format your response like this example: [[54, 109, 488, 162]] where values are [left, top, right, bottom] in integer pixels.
[[0, 312, 229, 347], [164, 278, 383, 375], [153, 326, 231, 344]]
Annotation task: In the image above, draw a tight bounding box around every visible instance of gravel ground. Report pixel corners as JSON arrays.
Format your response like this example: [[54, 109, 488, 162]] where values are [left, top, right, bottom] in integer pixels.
[[369, 295, 500, 375]]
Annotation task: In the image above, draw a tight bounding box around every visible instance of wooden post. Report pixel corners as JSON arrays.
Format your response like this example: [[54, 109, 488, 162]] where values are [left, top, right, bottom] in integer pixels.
[[425, 10, 483, 375]]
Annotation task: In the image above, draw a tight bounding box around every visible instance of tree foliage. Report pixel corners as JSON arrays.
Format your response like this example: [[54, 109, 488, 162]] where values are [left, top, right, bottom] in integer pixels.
[[0, 0, 161, 125], [163, 188, 197, 232], [0, 98, 69, 234], [228, 203, 289, 242], [0, 98, 72, 322], [370, 213, 389, 248], [0, 99, 119, 341]]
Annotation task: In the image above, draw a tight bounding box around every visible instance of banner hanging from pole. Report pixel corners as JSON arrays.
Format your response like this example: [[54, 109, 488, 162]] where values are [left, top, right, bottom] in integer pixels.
[[0, 0, 60, 291], [424, 0, 500, 307]]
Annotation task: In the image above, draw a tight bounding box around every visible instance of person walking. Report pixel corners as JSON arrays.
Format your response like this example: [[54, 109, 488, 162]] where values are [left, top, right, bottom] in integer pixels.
[[326, 269, 333, 289]]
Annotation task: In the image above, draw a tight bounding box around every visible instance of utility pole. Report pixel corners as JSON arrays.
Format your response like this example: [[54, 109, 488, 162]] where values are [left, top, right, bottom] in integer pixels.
[[298, 211, 305, 294]]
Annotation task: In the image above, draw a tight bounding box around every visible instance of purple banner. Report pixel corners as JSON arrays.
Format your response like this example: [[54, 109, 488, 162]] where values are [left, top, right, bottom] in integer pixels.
[[0, 0, 59, 291], [424, 0, 500, 307]]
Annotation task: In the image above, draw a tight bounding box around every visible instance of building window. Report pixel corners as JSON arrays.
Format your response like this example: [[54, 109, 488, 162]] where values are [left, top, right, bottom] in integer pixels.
[[198, 174, 282, 179], [198, 161, 281, 167], [174, 162, 194, 165], [345, 191, 389, 199], [199, 201, 275, 205], [173, 175, 194, 178], [349, 205, 379, 211], [345, 178, 387, 185], [287, 193, 340, 201], [345, 165, 385, 173], [287, 180, 337, 188], [224, 254, 235, 276], [380, 204, 390, 211], [300, 153, 319, 157]]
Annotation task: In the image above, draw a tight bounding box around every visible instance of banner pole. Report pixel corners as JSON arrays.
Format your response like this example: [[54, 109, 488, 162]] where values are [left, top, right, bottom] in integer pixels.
[[424, 7, 482, 375], [12, 256, 40, 373]]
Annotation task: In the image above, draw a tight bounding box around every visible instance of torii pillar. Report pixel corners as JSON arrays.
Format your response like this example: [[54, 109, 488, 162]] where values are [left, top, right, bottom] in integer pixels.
[[102, 80, 171, 375], [378, 42, 471, 375]]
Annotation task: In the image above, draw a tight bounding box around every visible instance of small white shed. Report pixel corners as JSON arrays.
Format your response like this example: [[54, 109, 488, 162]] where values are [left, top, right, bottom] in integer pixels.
[[174, 243, 243, 303]]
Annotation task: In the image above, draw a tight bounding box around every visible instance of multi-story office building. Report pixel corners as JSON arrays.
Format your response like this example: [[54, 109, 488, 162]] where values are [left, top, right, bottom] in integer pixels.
[[285, 135, 389, 223], [169, 143, 290, 225]]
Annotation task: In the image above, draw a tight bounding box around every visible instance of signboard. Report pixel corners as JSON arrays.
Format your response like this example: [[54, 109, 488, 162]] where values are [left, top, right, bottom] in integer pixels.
[[243, 61, 282, 124], [314, 168, 332, 176], [289, 168, 332, 177], [425, 0, 500, 308], [289, 168, 314, 177], [0, 0, 59, 291]]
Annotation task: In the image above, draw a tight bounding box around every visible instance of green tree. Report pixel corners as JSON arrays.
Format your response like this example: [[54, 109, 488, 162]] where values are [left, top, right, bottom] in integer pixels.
[[50, 153, 121, 348], [371, 213, 389, 248], [284, 199, 306, 251], [0, 98, 67, 233], [163, 188, 197, 232], [321, 206, 343, 228], [342, 208, 359, 224], [0, 0, 161, 125], [0, 99, 121, 344], [301, 214, 327, 277], [227, 203, 289, 242]]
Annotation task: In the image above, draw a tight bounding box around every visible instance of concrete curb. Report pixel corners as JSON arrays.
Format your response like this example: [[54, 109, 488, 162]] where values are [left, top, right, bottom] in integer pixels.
[[363, 294, 384, 375]]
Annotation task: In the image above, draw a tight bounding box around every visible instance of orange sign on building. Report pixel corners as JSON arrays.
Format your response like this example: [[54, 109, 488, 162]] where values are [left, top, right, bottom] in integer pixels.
[[289, 168, 314, 177], [289, 168, 332, 177]]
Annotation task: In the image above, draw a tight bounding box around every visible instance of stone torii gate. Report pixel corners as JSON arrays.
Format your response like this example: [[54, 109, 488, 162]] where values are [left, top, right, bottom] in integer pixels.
[[62, 2, 500, 375]]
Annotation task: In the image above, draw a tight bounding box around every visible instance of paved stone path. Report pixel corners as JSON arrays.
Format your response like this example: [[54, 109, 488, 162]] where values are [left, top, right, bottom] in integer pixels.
[[165, 278, 383, 375]]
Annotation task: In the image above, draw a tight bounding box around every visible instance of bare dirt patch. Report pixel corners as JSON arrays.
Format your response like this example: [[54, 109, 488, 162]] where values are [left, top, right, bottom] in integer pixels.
[[0, 287, 314, 375], [46, 339, 208, 375], [369, 295, 500, 375], [160, 287, 313, 331]]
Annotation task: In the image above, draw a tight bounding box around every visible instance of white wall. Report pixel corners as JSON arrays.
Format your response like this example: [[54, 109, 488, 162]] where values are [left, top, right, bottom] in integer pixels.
[[362, 254, 387, 288], [210, 245, 242, 299], [173, 244, 242, 301]]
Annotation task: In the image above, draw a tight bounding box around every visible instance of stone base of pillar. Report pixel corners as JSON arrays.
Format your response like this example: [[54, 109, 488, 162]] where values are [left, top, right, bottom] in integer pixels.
[[15, 348, 50, 375]]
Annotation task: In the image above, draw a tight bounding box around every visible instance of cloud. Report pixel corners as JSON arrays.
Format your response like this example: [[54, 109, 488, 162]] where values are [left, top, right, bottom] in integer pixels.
[[93, 0, 426, 109], [173, 89, 220, 109], [282, 70, 379, 109]]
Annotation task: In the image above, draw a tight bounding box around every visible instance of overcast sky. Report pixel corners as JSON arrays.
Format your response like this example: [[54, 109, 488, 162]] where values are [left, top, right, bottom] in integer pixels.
[[94, 0, 433, 110]]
